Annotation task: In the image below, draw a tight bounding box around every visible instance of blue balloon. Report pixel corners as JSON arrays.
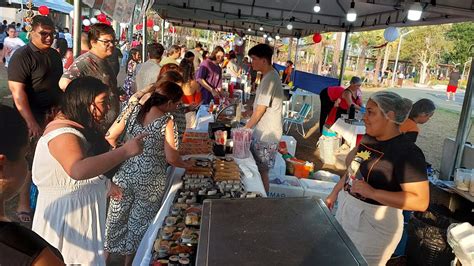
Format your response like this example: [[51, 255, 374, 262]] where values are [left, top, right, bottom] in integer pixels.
[[384, 27, 399, 42]]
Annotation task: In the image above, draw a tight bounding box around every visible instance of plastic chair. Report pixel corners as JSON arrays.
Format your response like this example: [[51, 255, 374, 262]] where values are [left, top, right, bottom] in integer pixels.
[[283, 103, 312, 136]]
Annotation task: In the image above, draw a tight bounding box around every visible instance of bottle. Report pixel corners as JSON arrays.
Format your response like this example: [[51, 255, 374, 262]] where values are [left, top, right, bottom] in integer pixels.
[[209, 99, 214, 113], [348, 104, 355, 119]]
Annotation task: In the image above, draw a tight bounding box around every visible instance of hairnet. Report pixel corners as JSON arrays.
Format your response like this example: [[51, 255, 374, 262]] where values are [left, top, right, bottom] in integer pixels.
[[369, 91, 412, 125]]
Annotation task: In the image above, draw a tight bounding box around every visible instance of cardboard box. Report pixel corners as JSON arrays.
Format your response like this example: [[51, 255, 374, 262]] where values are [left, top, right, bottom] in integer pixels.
[[300, 179, 337, 199], [268, 175, 305, 198]]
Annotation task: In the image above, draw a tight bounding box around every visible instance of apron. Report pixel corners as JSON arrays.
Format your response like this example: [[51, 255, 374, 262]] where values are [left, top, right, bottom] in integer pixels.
[[335, 191, 403, 266]]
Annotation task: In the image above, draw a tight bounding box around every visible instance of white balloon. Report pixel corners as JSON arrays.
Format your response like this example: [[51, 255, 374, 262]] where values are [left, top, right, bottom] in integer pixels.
[[69, 10, 74, 19], [153, 25, 160, 32], [384, 26, 399, 42], [82, 19, 91, 26], [120, 23, 128, 28], [164, 21, 170, 29], [90, 18, 98, 24]]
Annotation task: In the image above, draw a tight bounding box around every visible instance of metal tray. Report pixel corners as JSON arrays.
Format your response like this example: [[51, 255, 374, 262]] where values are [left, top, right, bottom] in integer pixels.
[[196, 197, 367, 266]]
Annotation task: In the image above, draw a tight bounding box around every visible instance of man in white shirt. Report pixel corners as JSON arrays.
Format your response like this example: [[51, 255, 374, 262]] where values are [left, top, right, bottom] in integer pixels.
[[245, 43, 284, 192], [190, 42, 203, 70], [63, 27, 73, 49], [135, 42, 165, 91], [3, 25, 25, 68]]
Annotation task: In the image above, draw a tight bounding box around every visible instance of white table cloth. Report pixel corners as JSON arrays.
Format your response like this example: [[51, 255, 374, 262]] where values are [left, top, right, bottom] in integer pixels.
[[330, 118, 366, 149]]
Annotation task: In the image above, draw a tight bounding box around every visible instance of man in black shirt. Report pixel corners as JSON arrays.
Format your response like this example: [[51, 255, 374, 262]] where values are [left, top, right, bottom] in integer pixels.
[[8, 15, 63, 222]]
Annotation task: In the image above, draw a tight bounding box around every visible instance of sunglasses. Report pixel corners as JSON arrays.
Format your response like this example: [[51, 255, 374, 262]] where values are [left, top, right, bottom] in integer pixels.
[[36, 31, 54, 37]]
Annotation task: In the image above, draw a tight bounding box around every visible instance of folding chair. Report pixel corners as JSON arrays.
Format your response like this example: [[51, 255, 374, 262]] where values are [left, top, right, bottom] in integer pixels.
[[283, 103, 312, 137]]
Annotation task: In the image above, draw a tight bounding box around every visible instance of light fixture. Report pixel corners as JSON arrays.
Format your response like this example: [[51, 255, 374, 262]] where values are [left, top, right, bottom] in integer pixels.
[[243, 36, 246, 40], [259, 26, 264, 31], [263, 33, 268, 38], [275, 34, 280, 40], [313, 0, 321, 13], [407, 1, 423, 21], [268, 36, 273, 41], [248, 27, 252, 32], [346, 1, 357, 22], [287, 17, 294, 30]]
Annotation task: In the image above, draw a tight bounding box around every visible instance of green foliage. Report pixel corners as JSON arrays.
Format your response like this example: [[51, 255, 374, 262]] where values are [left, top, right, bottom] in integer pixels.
[[399, 25, 452, 67], [444, 22, 474, 65]]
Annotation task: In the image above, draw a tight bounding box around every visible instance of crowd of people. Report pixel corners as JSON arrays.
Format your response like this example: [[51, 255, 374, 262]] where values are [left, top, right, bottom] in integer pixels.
[[0, 14, 437, 266]]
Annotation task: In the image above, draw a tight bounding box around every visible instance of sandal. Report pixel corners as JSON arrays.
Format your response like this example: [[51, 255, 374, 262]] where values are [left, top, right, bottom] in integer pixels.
[[16, 211, 33, 223]]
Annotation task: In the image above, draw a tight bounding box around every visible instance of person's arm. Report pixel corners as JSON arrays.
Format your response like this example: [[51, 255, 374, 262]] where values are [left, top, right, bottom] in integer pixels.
[[31, 247, 64, 266], [244, 105, 267, 129], [404, 132, 418, 143], [197, 78, 219, 98], [342, 90, 362, 110], [164, 119, 192, 169], [351, 180, 429, 211], [8, 81, 42, 137], [49, 132, 145, 180], [58, 77, 72, 91], [325, 146, 357, 209]]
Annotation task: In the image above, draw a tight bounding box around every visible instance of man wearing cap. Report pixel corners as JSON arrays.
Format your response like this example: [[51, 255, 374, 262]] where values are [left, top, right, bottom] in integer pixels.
[[325, 76, 364, 126]]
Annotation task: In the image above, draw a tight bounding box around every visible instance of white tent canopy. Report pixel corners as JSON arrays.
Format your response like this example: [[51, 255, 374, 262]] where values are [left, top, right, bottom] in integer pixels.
[[152, 0, 474, 37]]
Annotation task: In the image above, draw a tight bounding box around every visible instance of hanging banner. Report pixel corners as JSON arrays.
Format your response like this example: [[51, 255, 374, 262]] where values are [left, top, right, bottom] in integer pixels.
[[81, 0, 142, 23]]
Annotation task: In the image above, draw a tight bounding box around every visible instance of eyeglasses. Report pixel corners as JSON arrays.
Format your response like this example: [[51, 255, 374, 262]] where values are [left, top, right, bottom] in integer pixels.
[[97, 39, 118, 46], [36, 31, 54, 37]]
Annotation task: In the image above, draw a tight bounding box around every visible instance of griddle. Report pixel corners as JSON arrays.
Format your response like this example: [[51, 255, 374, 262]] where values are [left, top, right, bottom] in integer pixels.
[[196, 197, 367, 266]]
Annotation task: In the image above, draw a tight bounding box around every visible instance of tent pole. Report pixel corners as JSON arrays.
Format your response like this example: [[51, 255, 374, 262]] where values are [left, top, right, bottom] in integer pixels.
[[161, 19, 165, 44], [142, 15, 147, 60], [339, 31, 350, 85], [449, 47, 474, 180], [72, 0, 82, 58], [291, 38, 299, 82]]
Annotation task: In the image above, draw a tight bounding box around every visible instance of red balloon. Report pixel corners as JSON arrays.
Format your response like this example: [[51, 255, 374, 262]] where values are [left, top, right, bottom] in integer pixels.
[[169, 27, 176, 33], [146, 19, 154, 27], [38, 5, 49, 16], [313, 33, 322, 44], [136, 24, 143, 30], [104, 20, 111, 26], [84, 26, 90, 32], [97, 13, 107, 23]]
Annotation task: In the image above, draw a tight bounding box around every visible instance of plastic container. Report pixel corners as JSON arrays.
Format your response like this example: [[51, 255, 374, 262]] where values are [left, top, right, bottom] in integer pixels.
[[454, 168, 472, 191], [318, 135, 341, 165]]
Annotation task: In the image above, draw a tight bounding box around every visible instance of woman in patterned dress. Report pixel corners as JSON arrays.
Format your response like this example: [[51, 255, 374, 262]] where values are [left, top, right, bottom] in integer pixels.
[[123, 48, 141, 99], [104, 81, 192, 265]]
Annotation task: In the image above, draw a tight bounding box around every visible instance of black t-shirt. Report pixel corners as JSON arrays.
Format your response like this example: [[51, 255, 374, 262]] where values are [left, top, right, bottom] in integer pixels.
[[344, 134, 427, 205], [448, 71, 461, 87], [0, 221, 63, 265], [8, 42, 63, 124]]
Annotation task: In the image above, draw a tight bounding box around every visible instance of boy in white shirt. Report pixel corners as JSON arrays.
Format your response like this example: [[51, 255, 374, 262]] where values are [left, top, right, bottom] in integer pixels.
[[3, 25, 25, 68]]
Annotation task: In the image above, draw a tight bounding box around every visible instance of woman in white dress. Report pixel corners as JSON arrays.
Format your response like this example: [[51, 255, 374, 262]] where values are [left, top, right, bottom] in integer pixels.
[[32, 77, 145, 265]]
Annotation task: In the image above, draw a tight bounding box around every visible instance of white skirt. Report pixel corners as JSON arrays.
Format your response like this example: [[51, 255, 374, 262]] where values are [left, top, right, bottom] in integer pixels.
[[335, 191, 403, 266]]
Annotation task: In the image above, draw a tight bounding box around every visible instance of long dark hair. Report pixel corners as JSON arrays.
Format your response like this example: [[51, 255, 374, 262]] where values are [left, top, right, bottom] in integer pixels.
[[61, 77, 109, 155], [137, 81, 184, 124], [156, 70, 184, 85], [179, 59, 195, 83]]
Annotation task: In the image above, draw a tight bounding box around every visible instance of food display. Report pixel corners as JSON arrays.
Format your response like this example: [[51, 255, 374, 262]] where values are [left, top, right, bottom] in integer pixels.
[[179, 131, 213, 155], [151, 157, 261, 265]]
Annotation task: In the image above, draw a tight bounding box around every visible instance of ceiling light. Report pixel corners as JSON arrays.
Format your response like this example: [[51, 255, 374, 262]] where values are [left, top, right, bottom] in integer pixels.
[[247, 27, 252, 32], [263, 33, 268, 38], [268, 36, 273, 41], [313, 0, 320, 13], [408, 1, 423, 21], [346, 1, 357, 22], [275, 35, 280, 40], [286, 23, 293, 30], [243, 37, 246, 40], [259, 26, 264, 31]]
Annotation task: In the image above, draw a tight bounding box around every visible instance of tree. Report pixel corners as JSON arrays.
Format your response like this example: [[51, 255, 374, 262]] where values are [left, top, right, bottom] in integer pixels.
[[350, 30, 383, 76], [445, 22, 474, 65], [400, 25, 452, 84]]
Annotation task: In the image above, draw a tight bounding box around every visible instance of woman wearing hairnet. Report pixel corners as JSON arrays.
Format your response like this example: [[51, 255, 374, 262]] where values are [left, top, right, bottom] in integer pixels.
[[325, 91, 430, 265]]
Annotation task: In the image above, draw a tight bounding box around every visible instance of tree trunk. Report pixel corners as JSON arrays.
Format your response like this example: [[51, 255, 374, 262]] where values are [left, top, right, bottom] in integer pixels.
[[331, 32, 342, 78], [356, 44, 367, 77], [373, 49, 383, 85], [382, 44, 391, 73], [312, 42, 323, 74], [420, 63, 429, 84]]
